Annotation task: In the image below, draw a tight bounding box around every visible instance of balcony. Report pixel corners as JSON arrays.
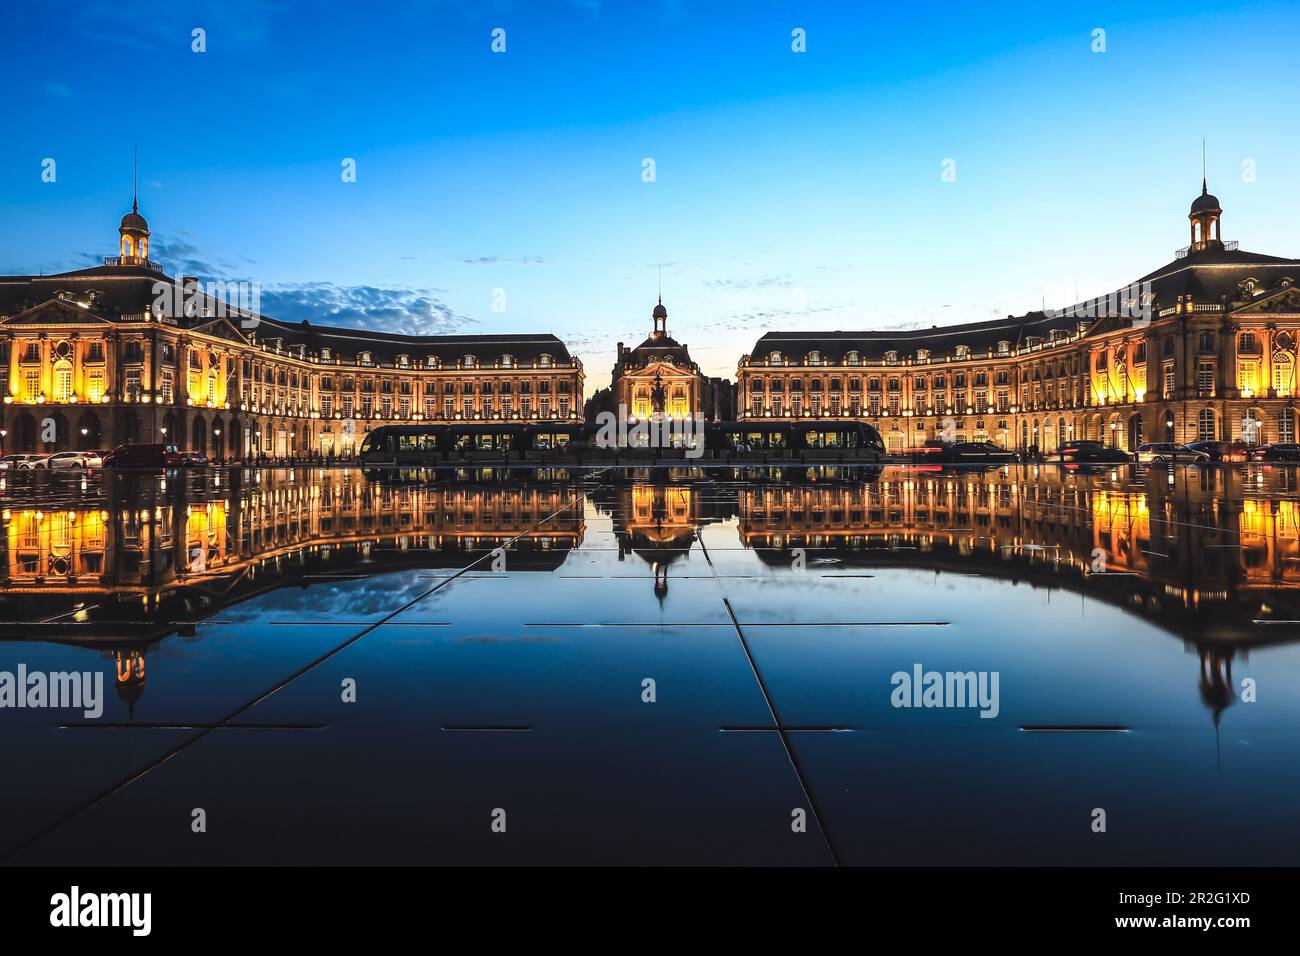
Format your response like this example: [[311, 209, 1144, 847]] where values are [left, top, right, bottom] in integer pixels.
[[103, 256, 167, 275]]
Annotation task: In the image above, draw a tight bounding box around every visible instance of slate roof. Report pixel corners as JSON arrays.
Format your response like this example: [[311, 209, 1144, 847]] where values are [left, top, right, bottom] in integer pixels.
[[0, 261, 574, 365]]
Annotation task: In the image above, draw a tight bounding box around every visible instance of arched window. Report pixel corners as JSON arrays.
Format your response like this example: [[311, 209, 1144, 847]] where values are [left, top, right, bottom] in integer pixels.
[[769, 351, 783, 365], [500, 354, 513, 368], [1273, 351, 1295, 397], [539, 354, 552, 368], [53, 361, 73, 403], [1198, 408, 1216, 441], [807, 350, 821, 365]]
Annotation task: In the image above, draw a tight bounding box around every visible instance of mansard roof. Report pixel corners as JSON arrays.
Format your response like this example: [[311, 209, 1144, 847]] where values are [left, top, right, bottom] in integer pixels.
[[0, 261, 575, 366], [747, 246, 1300, 365]]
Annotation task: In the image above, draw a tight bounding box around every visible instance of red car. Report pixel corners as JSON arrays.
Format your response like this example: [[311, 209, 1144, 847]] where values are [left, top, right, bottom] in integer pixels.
[[102, 443, 182, 468]]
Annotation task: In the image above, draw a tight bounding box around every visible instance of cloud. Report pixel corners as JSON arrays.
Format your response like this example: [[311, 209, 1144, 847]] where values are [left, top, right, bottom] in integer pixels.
[[66, 0, 280, 51], [458, 256, 545, 266], [148, 235, 242, 278], [703, 273, 794, 290], [259, 282, 476, 336]]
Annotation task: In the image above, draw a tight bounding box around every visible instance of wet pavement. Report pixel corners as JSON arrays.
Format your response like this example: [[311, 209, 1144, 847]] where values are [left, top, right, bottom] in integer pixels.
[[2, 463, 1299, 865]]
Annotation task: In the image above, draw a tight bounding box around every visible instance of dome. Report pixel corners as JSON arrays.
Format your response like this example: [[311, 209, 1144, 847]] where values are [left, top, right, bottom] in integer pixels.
[[652, 302, 668, 320], [1190, 187, 1220, 216], [120, 210, 149, 233]]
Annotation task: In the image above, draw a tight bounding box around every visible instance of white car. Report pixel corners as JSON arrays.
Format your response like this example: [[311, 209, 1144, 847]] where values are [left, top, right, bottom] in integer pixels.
[[0, 454, 44, 470], [15, 454, 54, 470], [1135, 442, 1211, 464], [45, 451, 99, 470]]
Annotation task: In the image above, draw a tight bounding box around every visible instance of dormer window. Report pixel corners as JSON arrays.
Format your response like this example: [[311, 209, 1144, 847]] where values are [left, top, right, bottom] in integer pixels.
[[997, 340, 1011, 355], [463, 354, 477, 368], [426, 355, 441, 368], [500, 354, 513, 368], [955, 345, 970, 360], [358, 351, 372, 365], [846, 350, 860, 365], [915, 349, 929, 362], [807, 350, 821, 365], [884, 350, 898, 365], [321, 348, 331, 361], [769, 351, 783, 365], [397, 354, 410, 366], [539, 354, 552, 367]]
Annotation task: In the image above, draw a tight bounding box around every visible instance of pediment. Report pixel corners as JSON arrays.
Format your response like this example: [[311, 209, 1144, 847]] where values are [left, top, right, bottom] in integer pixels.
[[0, 297, 114, 327], [189, 315, 254, 345], [1234, 286, 1300, 315]]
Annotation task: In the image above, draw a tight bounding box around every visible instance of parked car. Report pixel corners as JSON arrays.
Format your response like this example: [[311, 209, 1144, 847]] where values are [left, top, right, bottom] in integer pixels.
[[0, 454, 45, 470], [45, 451, 97, 470], [1057, 441, 1130, 464], [1246, 443, 1300, 463], [16, 454, 54, 470], [1135, 442, 1211, 464], [102, 443, 182, 468], [177, 451, 208, 467], [1187, 440, 1249, 462]]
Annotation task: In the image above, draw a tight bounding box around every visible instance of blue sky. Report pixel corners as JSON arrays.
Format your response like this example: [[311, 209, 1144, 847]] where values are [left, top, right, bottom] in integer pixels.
[[2, 0, 1298, 388]]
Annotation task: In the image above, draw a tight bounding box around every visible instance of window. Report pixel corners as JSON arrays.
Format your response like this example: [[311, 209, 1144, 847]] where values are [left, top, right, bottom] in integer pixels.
[[539, 354, 552, 368], [1198, 408, 1216, 441], [1238, 332, 1260, 354], [1274, 353, 1295, 396], [1196, 362, 1215, 393], [1198, 331, 1216, 353], [52, 363, 73, 403], [160, 371, 174, 404], [769, 351, 782, 365], [1282, 408, 1296, 444]]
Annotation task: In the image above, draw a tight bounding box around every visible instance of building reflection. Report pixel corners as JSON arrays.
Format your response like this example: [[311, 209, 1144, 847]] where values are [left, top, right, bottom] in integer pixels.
[[1, 464, 1297, 722]]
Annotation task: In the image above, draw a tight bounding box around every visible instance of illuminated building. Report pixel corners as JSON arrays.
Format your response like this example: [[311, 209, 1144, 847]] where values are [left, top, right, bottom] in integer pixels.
[[608, 298, 730, 422], [0, 203, 584, 457], [737, 184, 1300, 452]]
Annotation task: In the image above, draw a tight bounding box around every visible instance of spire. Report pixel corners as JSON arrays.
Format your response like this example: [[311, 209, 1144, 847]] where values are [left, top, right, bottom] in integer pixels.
[[1201, 138, 1207, 195], [133, 145, 139, 213]]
